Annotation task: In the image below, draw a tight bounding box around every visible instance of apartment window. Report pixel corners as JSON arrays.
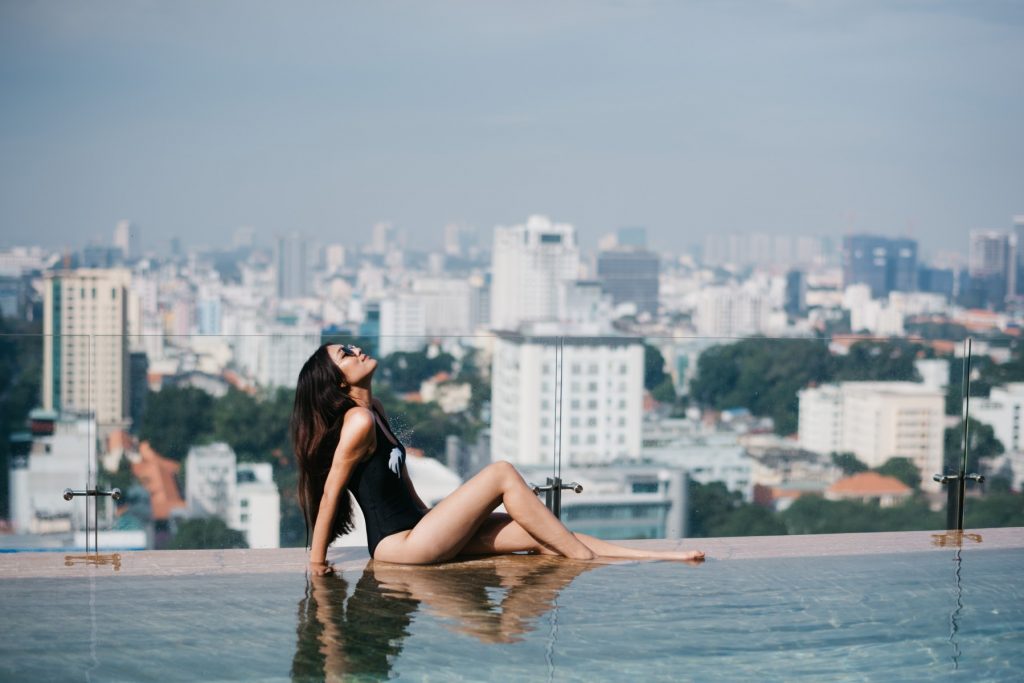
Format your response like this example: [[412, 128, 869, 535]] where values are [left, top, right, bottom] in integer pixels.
[[240, 499, 249, 508], [570, 435, 580, 445], [588, 364, 599, 374], [588, 382, 598, 392], [586, 435, 597, 445], [240, 513, 249, 523], [572, 364, 581, 373], [571, 400, 580, 410], [587, 400, 598, 410], [587, 417, 597, 427]]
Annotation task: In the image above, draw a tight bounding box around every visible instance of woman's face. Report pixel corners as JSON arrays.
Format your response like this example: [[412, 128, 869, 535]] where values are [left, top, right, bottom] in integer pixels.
[[328, 344, 378, 387]]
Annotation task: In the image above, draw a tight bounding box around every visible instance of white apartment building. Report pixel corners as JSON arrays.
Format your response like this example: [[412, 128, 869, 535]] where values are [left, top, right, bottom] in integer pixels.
[[490, 215, 580, 330], [797, 384, 844, 456], [411, 277, 473, 336], [491, 331, 644, 467], [43, 269, 131, 428], [379, 294, 427, 357], [185, 443, 237, 521], [256, 323, 320, 388], [186, 444, 281, 548], [232, 463, 280, 549], [8, 413, 96, 534], [798, 382, 945, 485], [971, 383, 1024, 454], [694, 285, 775, 338]]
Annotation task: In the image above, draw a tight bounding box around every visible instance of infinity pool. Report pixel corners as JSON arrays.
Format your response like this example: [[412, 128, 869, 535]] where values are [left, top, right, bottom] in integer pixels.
[[1, 537, 1022, 681]]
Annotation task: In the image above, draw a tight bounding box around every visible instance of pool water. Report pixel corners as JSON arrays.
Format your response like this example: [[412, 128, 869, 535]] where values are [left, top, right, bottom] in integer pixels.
[[1, 548, 1021, 681]]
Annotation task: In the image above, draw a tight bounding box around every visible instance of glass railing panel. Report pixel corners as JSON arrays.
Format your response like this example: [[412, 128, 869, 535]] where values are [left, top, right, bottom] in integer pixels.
[[554, 333, 966, 541], [490, 332, 559, 511], [961, 337, 1024, 530], [0, 333, 105, 552], [87, 332, 496, 553]]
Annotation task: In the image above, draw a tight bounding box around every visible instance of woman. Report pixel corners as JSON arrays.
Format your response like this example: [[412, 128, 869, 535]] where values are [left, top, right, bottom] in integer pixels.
[[291, 343, 705, 571]]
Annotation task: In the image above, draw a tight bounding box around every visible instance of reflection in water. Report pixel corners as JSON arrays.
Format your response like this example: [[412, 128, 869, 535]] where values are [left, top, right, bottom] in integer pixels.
[[930, 531, 983, 548], [291, 569, 418, 682], [64, 553, 122, 571], [948, 548, 964, 671], [291, 556, 600, 681], [930, 532, 981, 671]]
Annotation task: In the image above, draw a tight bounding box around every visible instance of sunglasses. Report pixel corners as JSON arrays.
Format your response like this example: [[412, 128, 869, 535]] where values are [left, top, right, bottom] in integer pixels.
[[338, 344, 360, 358]]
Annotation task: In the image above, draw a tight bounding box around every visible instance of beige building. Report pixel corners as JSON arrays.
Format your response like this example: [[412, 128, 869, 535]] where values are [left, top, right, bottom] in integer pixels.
[[43, 269, 131, 428], [799, 382, 945, 487]]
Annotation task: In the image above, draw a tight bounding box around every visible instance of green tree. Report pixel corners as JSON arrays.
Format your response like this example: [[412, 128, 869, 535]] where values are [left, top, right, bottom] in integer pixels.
[[689, 338, 833, 435], [643, 344, 669, 390], [212, 387, 294, 463], [943, 418, 1004, 473], [964, 492, 1024, 528], [650, 377, 677, 403], [167, 517, 248, 549], [687, 480, 786, 538], [781, 495, 942, 534], [874, 457, 922, 490], [380, 348, 455, 393], [833, 340, 922, 382], [832, 452, 868, 476], [0, 318, 42, 518], [138, 386, 215, 460]]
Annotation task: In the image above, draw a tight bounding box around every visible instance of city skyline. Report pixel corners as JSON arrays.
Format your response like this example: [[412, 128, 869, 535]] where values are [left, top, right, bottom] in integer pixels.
[[2, 2, 1022, 254]]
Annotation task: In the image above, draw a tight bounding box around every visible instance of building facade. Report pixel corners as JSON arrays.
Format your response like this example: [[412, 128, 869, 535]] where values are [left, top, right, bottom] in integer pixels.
[[842, 235, 918, 298], [490, 215, 580, 330], [42, 269, 131, 428], [798, 382, 944, 485], [491, 332, 644, 467], [596, 248, 659, 315]]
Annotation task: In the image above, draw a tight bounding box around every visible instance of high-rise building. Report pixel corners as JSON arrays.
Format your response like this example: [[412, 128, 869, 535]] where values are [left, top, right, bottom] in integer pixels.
[[42, 269, 131, 427], [490, 215, 580, 330], [491, 331, 644, 467], [695, 286, 774, 337], [113, 220, 137, 260], [784, 269, 807, 318], [842, 235, 918, 298], [276, 233, 308, 299], [596, 247, 659, 316], [370, 222, 396, 254], [968, 230, 1011, 308], [1012, 216, 1024, 298]]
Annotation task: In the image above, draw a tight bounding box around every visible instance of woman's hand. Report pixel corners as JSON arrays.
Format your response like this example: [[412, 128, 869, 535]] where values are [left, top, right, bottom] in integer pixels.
[[309, 560, 335, 577]]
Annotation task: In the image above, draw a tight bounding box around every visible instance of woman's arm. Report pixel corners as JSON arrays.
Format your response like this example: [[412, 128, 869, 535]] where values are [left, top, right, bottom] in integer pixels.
[[309, 407, 375, 566]]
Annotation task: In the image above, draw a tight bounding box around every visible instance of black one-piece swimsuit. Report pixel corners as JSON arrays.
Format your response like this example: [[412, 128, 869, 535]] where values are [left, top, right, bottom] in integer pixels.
[[347, 409, 426, 558]]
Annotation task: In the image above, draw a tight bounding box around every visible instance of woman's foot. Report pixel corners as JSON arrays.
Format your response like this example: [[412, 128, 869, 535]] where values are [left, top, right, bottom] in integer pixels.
[[655, 549, 705, 562]]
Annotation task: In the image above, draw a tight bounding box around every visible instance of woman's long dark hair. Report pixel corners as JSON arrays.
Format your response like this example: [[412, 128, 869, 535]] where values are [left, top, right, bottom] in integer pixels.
[[291, 344, 357, 547]]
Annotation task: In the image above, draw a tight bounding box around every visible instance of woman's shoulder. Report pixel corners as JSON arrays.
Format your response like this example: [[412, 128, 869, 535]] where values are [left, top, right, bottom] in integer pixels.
[[335, 407, 376, 462], [339, 409, 376, 440]]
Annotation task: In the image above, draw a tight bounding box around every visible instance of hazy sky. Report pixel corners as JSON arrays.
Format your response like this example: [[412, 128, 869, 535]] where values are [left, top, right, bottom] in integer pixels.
[[1, 1, 1022, 257]]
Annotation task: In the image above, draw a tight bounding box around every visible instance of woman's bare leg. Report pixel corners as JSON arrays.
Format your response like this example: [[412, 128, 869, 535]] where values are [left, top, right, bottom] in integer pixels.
[[459, 513, 705, 562], [373, 461, 595, 564]]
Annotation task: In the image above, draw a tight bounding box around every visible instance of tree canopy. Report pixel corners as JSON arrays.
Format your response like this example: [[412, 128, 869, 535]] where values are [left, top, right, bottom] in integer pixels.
[[167, 517, 248, 549]]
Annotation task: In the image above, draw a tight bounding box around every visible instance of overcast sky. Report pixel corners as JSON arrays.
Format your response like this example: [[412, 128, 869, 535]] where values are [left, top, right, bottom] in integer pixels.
[[1, 1, 1021, 258]]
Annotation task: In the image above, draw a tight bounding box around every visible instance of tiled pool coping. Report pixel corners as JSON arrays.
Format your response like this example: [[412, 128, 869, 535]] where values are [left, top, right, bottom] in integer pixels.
[[2, 527, 1021, 579]]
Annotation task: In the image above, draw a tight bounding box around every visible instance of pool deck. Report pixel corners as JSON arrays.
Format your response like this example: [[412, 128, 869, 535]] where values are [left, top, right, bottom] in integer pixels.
[[2, 527, 1022, 579]]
